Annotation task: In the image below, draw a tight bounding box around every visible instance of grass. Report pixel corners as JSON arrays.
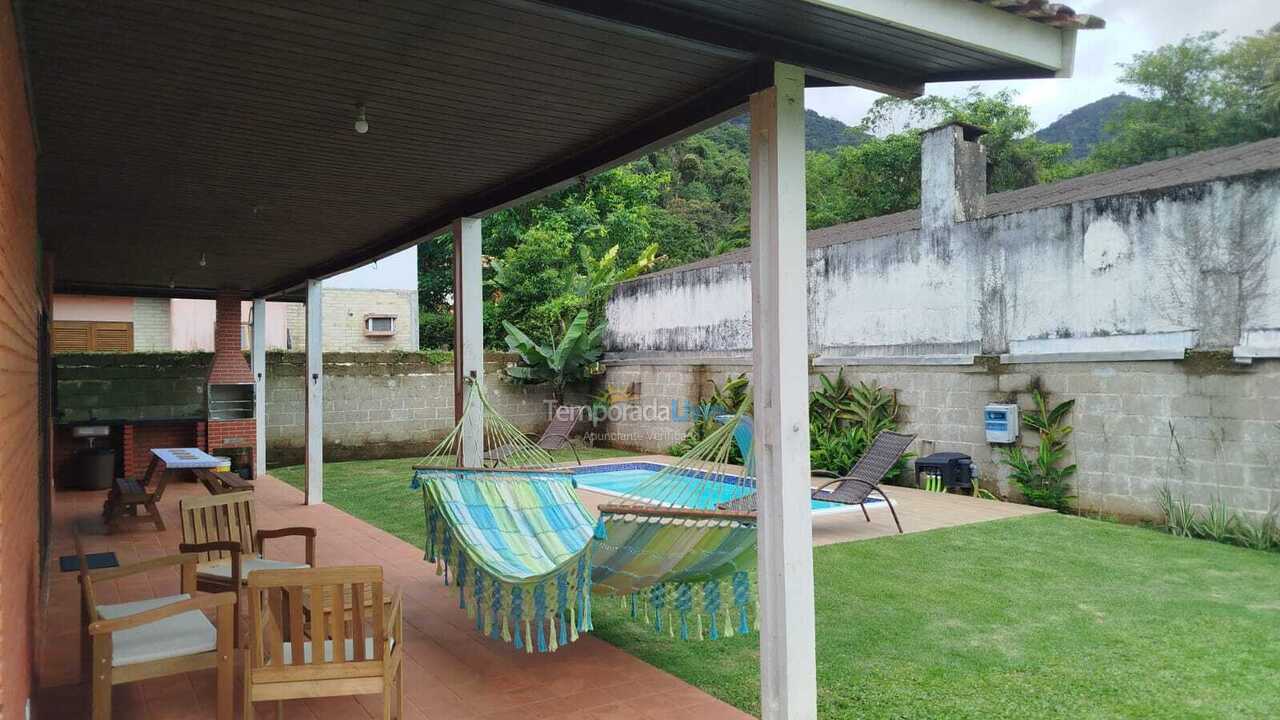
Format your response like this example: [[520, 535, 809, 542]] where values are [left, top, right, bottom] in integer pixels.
[[270, 447, 639, 546], [271, 456, 1280, 719]]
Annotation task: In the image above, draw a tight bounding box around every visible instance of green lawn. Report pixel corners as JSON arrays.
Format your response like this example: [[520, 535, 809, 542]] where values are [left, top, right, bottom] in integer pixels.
[[272, 457, 1280, 719]]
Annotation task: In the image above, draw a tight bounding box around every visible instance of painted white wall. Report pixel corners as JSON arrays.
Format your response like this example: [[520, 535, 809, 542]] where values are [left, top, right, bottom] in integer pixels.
[[607, 172, 1280, 361]]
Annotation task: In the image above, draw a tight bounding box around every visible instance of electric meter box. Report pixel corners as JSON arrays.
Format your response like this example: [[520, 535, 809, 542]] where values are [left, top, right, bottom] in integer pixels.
[[984, 404, 1019, 443]]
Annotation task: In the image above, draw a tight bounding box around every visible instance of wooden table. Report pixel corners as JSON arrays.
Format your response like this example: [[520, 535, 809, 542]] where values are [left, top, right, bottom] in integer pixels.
[[102, 448, 224, 533]]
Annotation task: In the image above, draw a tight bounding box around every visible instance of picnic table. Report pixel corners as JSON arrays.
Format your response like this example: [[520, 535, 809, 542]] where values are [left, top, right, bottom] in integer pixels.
[[102, 448, 224, 533]]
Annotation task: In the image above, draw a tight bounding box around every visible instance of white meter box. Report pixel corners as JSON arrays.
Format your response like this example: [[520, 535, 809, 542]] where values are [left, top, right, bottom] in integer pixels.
[[984, 404, 1019, 443]]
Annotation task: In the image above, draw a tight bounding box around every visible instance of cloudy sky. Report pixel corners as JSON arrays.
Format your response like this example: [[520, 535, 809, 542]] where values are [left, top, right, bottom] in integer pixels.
[[806, 0, 1280, 132]]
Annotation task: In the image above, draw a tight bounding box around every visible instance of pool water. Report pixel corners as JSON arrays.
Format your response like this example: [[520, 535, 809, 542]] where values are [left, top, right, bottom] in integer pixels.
[[573, 462, 882, 514]]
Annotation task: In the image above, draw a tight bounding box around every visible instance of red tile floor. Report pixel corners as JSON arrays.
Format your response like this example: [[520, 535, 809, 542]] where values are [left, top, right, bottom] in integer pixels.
[[37, 475, 752, 719]]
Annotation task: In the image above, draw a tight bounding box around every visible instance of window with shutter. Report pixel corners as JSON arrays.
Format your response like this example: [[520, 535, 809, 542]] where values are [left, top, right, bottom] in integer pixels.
[[52, 321, 134, 352], [364, 314, 396, 336]]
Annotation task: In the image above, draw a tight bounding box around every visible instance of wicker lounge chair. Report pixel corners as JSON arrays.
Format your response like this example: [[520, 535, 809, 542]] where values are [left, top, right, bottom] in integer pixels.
[[811, 430, 915, 533], [485, 407, 581, 466], [717, 425, 914, 534]]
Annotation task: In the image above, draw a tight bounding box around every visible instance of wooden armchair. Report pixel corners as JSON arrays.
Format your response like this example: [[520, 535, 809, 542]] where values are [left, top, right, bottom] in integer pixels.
[[75, 536, 236, 720], [243, 566, 404, 720], [178, 491, 316, 639]]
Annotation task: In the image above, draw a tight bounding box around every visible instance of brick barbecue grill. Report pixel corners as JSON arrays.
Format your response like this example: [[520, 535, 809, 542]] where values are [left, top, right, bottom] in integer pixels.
[[204, 294, 256, 474]]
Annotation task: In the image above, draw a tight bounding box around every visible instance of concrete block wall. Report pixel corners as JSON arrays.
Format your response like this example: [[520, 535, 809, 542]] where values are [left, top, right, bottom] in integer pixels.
[[131, 297, 171, 351], [263, 353, 554, 465], [54, 351, 556, 467], [601, 357, 1280, 521]]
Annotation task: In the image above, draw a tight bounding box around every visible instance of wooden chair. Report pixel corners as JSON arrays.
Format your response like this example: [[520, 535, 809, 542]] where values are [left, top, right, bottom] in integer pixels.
[[243, 566, 404, 720], [75, 536, 236, 720], [178, 491, 316, 639]]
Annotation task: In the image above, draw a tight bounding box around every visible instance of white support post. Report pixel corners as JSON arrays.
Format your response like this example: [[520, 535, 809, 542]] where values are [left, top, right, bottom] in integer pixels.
[[453, 217, 485, 467], [750, 62, 817, 720], [252, 297, 268, 479], [305, 279, 324, 504]]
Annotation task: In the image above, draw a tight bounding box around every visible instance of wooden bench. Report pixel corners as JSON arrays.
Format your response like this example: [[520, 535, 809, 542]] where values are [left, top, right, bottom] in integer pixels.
[[102, 456, 170, 533], [103, 448, 226, 533], [196, 469, 255, 495]]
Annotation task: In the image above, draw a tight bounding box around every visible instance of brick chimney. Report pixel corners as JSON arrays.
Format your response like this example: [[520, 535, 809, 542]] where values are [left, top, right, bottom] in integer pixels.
[[206, 293, 256, 476], [209, 293, 253, 385], [921, 122, 987, 233]]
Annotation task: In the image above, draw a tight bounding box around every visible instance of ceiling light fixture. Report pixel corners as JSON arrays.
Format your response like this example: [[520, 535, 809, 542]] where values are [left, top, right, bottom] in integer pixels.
[[354, 103, 369, 134]]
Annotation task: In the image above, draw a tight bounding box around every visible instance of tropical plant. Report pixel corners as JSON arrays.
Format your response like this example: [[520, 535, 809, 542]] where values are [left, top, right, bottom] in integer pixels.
[[501, 309, 604, 400], [667, 374, 751, 461], [1156, 485, 1198, 538], [999, 390, 1076, 511], [808, 372, 910, 481]]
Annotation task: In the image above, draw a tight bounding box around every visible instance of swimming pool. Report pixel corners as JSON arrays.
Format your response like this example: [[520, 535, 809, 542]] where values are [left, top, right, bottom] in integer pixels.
[[572, 462, 884, 515]]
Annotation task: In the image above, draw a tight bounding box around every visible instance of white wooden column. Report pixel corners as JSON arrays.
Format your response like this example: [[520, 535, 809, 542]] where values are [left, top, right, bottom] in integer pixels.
[[305, 279, 324, 504], [750, 62, 817, 720], [453, 217, 484, 467], [252, 297, 267, 478]]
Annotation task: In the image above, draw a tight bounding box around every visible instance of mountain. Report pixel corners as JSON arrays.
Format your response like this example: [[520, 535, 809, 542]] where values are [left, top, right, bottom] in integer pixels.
[[1036, 94, 1138, 160], [728, 109, 871, 152]]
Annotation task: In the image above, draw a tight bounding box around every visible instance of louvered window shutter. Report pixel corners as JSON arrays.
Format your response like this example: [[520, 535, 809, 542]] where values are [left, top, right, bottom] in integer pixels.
[[52, 321, 134, 352]]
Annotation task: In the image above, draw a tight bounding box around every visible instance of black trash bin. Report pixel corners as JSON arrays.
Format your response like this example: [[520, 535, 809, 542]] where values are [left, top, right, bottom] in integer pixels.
[[77, 447, 116, 491], [914, 452, 975, 493]]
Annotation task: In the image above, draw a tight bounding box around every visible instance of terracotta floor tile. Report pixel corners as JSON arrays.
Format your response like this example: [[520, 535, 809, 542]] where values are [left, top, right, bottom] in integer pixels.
[[37, 474, 765, 720]]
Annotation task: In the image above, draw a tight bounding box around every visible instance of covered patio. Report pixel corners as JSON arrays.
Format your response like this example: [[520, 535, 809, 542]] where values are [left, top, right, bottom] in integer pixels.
[[2, 2, 1091, 718]]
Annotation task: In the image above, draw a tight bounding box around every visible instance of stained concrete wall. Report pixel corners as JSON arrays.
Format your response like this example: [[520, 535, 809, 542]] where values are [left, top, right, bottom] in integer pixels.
[[610, 174, 1280, 361], [603, 127, 1280, 520]]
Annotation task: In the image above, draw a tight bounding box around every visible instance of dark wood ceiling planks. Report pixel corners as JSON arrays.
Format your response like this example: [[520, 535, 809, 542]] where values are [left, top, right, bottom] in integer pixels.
[[18, 0, 1084, 299]]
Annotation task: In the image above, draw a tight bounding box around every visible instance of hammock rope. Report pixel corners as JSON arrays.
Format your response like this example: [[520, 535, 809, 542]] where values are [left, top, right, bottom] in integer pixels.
[[411, 378, 758, 653]]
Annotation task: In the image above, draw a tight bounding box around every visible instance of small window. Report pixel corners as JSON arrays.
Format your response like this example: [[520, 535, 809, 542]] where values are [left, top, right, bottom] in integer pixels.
[[364, 314, 397, 336]]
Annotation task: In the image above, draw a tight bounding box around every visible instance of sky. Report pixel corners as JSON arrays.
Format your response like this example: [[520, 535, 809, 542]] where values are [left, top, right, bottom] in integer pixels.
[[806, 0, 1280, 132]]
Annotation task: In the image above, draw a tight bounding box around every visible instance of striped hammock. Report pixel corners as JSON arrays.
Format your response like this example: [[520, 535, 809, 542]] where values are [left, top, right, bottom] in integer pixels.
[[411, 380, 758, 652]]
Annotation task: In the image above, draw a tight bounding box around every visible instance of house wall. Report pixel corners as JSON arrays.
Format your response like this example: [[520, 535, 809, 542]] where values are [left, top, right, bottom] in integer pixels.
[[0, 3, 40, 713], [132, 297, 172, 351], [50, 294, 133, 323], [284, 288, 420, 352]]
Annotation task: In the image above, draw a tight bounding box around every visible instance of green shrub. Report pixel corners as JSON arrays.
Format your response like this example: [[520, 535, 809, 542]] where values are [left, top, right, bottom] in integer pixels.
[[419, 310, 454, 349], [999, 390, 1076, 512], [808, 371, 910, 481]]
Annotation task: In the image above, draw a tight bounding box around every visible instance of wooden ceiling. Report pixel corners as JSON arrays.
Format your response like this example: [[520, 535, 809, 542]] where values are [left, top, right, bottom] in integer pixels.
[[17, 0, 1080, 299]]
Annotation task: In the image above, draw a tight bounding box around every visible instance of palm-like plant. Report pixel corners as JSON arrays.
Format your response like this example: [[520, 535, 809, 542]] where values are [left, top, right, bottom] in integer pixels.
[[999, 390, 1076, 511], [501, 309, 604, 400]]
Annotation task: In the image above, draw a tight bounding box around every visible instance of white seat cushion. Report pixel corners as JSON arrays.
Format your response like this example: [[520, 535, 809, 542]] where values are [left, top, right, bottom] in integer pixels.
[[275, 636, 394, 665], [197, 556, 309, 583], [96, 594, 217, 667]]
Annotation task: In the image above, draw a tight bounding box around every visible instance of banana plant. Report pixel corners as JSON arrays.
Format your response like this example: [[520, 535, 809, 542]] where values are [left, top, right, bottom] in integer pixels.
[[502, 309, 604, 400]]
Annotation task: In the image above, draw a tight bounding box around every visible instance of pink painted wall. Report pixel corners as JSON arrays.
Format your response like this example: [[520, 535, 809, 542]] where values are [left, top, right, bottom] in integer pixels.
[[51, 294, 133, 322], [169, 299, 288, 351]]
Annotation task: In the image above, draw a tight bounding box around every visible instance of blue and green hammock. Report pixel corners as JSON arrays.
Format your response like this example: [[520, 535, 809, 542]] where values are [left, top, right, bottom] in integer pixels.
[[411, 380, 758, 652]]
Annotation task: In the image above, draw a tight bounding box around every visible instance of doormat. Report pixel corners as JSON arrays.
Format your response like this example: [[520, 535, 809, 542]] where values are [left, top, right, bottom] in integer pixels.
[[59, 552, 119, 572]]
